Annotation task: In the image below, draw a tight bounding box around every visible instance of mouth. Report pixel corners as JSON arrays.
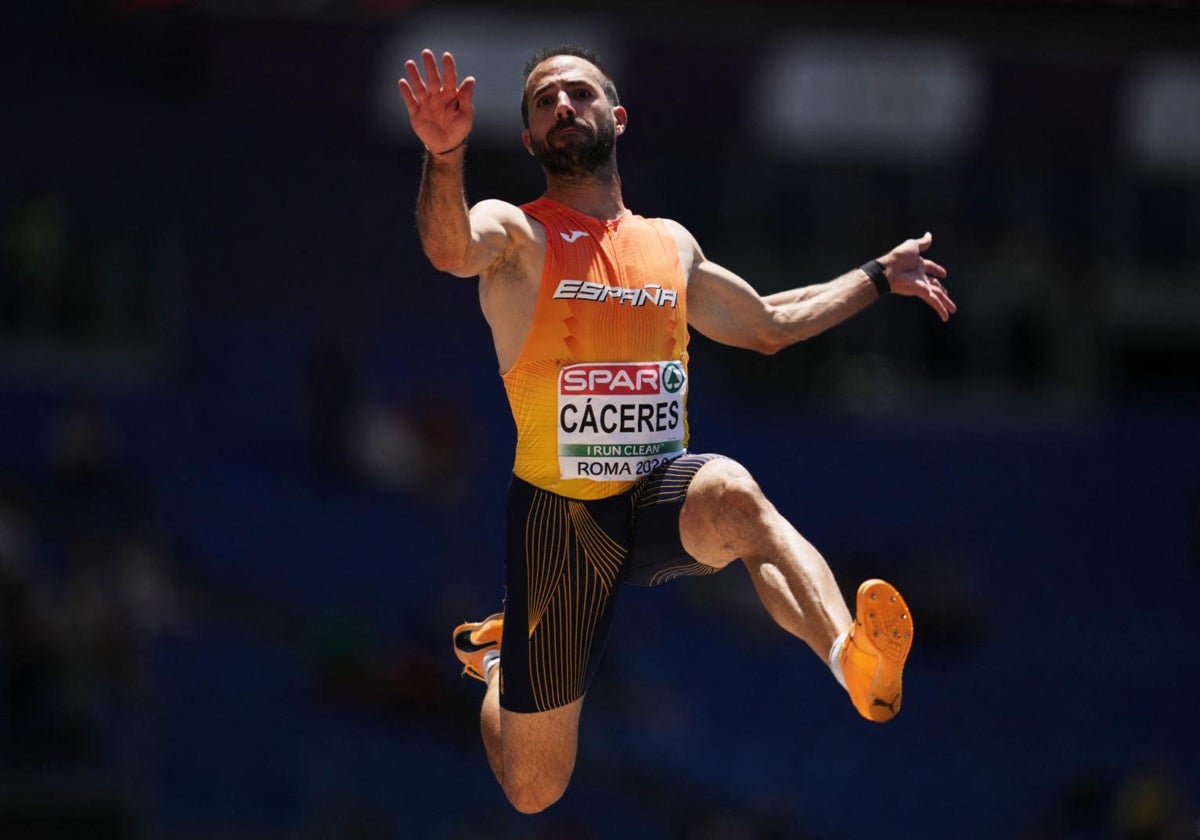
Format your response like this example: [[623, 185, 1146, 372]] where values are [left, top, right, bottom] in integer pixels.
[[551, 124, 588, 141]]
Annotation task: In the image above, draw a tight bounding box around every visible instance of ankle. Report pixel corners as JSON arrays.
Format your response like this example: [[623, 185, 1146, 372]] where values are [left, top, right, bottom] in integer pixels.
[[482, 650, 501, 681], [828, 630, 849, 690]]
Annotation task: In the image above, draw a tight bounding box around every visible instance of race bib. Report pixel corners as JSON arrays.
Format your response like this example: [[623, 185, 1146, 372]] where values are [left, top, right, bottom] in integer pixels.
[[557, 361, 687, 480]]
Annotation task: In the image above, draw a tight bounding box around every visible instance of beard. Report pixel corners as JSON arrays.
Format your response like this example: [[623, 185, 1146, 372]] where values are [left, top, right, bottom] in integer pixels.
[[530, 116, 616, 179]]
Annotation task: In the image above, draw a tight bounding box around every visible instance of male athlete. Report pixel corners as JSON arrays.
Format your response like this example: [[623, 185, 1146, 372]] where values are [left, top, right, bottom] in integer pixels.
[[397, 46, 955, 814]]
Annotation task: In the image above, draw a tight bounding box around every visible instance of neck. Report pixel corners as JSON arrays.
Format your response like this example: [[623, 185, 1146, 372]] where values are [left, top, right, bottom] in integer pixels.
[[542, 162, 625, 221]]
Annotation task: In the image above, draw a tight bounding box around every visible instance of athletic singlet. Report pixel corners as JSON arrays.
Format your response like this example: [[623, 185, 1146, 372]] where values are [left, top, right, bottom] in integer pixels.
[[501, 197, 690, 500]]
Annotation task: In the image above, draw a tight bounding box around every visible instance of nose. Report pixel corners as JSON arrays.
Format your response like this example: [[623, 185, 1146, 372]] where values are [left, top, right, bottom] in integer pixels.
[[553, 91, 574, 122]]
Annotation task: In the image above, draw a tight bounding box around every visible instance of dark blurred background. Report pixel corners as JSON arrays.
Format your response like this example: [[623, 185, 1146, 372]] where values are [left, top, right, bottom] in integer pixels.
[[2, 1, 1198, 838]]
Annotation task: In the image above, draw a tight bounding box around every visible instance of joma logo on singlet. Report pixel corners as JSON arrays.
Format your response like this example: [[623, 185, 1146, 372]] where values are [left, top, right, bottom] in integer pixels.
[[552, 279, 679, 308], [561, 364, 661, 395]]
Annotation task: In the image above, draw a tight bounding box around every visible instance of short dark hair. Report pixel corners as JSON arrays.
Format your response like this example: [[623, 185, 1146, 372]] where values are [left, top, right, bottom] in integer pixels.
[[520, 44, 620, 129]]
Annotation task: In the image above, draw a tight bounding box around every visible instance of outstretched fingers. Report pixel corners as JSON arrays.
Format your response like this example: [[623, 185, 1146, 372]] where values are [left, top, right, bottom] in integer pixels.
[[919, 286, 949, 322], [397, 49, 476, 151], [923, 258, 948, 281], [896, 232, 955, 321], [438, 52, 475, 111], [421, 48, 442, 92], [441, 51, 458, 93], [458, 76, 476, 111], [397, 79, 418, 114], [919, 244, 953, 319], [399, 49, 450, 104], [397, 59, 426, 113], [398, 50, 474, 106], [921, 276, 956, 321]]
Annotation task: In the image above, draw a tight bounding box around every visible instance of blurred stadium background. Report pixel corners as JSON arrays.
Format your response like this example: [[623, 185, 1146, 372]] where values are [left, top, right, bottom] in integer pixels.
[[2, 1, 1198, 837]]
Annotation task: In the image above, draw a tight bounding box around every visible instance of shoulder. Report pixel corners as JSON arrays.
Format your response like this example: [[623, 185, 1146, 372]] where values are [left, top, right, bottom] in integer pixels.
[[469, 198, 547, 254], [653, 217, 699, 253], [655, 217, 703, 278], [471, 199, 536, 236], [469, 199, 546, 287]]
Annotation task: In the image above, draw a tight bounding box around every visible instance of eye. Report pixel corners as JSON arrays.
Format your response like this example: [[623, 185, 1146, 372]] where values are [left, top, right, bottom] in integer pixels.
[[536, 96, 552, 107]]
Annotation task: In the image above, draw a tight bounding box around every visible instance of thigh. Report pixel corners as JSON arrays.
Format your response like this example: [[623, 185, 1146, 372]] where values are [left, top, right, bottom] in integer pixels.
[[499, 476, 630, 713], [500, 698, 584, 798], [624, 453, 725, 586]]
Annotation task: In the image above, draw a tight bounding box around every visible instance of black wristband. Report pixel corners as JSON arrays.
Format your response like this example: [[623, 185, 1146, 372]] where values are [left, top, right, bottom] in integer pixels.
[[860, 259, 890, 297], [426, 137, 467, 156]]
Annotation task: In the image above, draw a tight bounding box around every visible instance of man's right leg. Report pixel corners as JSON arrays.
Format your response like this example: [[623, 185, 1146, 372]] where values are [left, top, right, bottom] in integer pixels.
[[479, 669, 583, 814], [456, 613, 584, 813], [468, 476, 631, 812]]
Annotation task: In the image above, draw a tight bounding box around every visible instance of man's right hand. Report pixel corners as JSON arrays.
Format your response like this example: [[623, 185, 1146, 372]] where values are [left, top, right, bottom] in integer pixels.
[[398, 49, 475, 155]]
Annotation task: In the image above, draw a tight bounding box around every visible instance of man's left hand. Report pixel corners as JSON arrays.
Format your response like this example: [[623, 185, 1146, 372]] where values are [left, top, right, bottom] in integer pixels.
[[881, 232, 955, 322]]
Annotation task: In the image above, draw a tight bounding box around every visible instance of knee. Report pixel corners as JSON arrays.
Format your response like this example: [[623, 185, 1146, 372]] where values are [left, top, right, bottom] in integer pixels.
[[707, 460, 773, 531], [503, 776, 570, 814], [682, 458, 777, 562]]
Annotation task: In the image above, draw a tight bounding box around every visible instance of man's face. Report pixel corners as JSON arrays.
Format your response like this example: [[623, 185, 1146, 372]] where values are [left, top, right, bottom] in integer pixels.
[[522, 56, 625, 178]]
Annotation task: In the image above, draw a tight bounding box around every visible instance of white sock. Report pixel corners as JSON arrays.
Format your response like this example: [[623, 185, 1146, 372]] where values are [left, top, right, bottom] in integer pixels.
[[828, 630, 849, 691], [482, 650, 500, 681]]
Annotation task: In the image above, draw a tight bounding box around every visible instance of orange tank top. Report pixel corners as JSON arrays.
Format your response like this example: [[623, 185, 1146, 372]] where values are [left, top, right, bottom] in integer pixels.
[[501, 197, 690, 500]]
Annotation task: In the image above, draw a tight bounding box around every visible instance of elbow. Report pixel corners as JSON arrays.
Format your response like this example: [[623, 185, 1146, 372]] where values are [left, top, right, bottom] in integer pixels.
[[755, 337, 784, 356], [754, 325, 804, 356], [418, 231, 473, 275], [426, 255, 462, 274], [750, 306, 799, 355], [424, 248, 469, 275]]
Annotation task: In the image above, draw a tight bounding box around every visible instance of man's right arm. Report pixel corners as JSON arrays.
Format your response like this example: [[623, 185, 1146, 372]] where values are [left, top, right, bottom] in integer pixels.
[[417, 149, 519, 278], [401, 49, 524, 277]]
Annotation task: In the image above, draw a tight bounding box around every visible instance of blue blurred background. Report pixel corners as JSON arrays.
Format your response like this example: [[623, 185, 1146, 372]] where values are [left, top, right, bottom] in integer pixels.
[[2, 1, 1199, 837]]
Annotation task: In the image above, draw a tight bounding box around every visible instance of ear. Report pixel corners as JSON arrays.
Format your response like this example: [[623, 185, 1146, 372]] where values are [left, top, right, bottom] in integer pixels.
[[613, 105, 628, 135], [521, 129, 535, 156]]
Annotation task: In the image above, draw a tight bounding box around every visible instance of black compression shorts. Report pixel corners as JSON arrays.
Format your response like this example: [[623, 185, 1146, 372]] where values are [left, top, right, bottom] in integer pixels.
[[499, 453, 722, 713]]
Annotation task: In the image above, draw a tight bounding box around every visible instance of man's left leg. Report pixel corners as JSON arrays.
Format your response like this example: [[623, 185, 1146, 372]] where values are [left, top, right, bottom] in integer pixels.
[[677, 457, 849, 659], [677, 456, 912, 721]]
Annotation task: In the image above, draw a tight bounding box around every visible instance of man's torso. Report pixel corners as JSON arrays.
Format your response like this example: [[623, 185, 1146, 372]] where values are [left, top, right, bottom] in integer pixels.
[[488, 197, 692, 499]]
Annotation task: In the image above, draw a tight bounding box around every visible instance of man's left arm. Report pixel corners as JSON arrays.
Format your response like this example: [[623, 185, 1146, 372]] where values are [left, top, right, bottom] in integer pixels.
[[675, 224, 955, 355]]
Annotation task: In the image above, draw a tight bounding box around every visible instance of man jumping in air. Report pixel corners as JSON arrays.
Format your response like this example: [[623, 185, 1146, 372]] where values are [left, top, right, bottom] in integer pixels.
[[398, 45, 955, 814]]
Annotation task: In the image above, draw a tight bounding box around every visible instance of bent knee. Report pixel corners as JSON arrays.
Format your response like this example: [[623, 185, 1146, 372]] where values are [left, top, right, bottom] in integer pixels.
[[702, 459, 772, 526], [503, 776, 570, 814], [682, 458, 775, 562]]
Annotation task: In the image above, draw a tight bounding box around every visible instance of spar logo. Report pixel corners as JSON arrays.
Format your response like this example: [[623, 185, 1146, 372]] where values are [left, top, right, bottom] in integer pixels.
[[661, 362, 685, 394], [560, 364, 663, 395]]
